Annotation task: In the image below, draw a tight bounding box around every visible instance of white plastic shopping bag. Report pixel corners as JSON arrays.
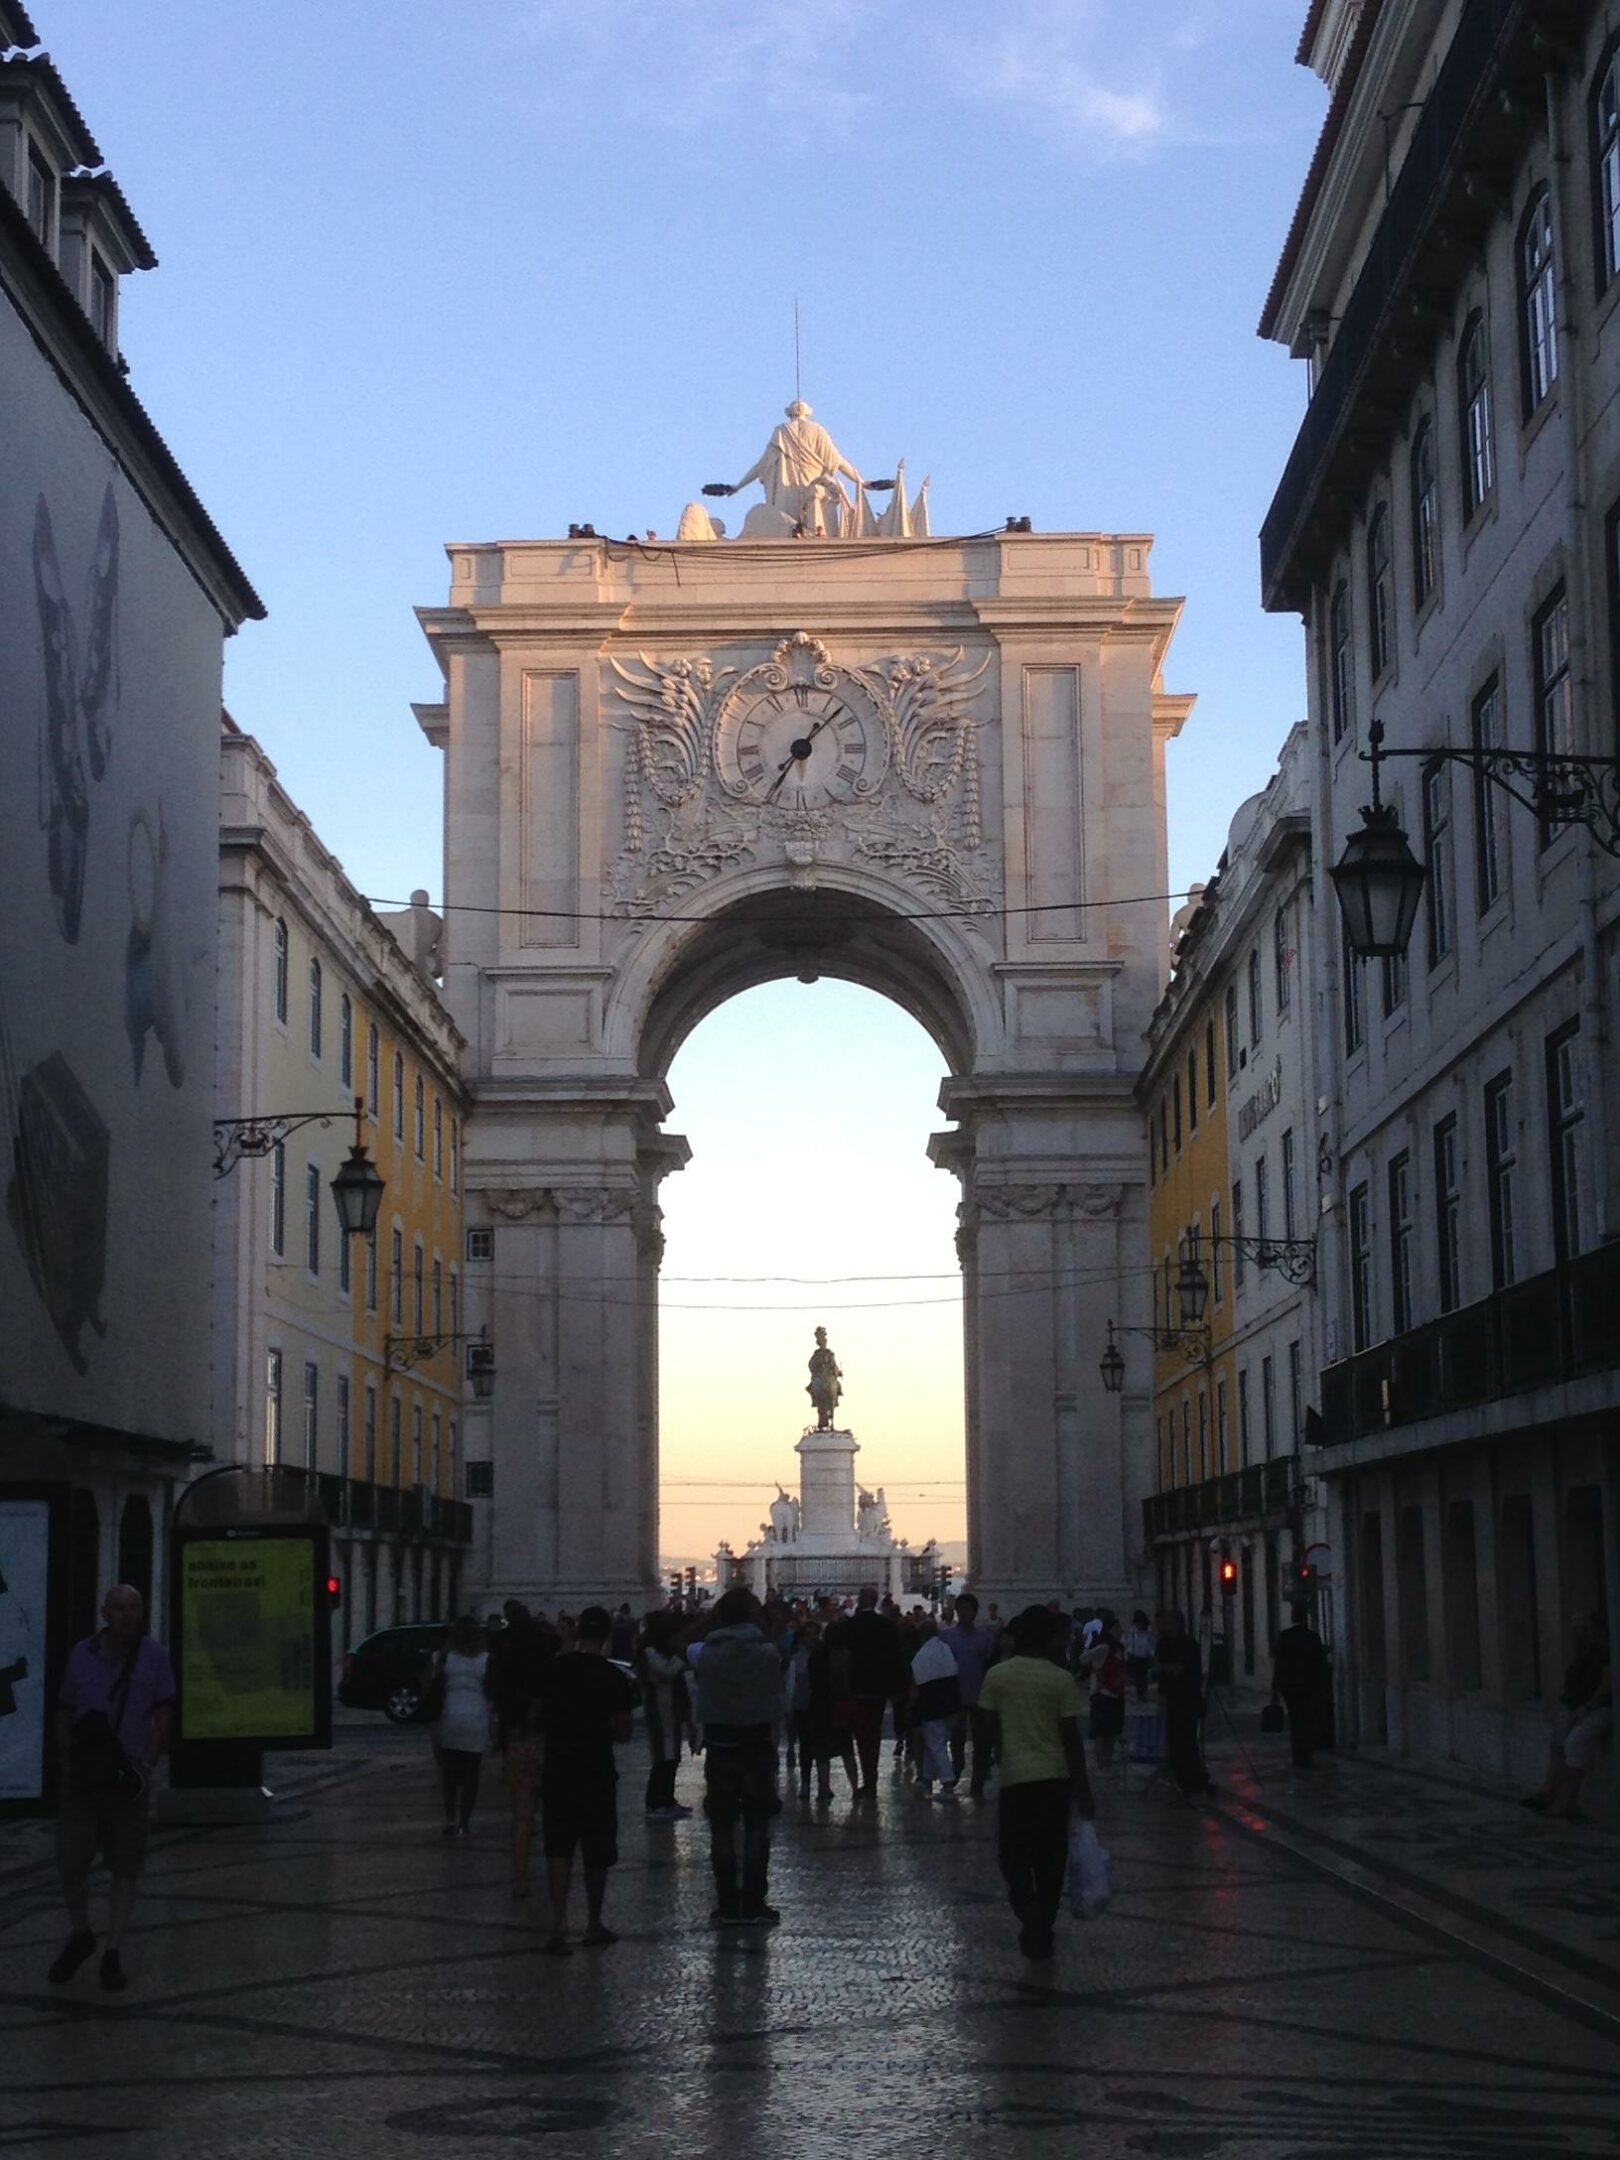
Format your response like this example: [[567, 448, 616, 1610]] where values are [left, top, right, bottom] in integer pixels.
[[1068, 1817, 1113, 1917]]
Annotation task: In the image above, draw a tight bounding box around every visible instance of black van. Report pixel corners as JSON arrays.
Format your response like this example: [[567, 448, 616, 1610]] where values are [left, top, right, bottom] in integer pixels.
[[338, 1623, 447, 1723]]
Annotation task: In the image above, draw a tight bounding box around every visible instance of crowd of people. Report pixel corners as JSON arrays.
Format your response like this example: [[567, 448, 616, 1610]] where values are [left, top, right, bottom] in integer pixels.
[[409, 1585, 1292, 1962]]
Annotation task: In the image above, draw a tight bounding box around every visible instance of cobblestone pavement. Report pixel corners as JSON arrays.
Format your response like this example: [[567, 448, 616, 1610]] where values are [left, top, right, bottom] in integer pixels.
[[2, 1722, 1618, 2160]]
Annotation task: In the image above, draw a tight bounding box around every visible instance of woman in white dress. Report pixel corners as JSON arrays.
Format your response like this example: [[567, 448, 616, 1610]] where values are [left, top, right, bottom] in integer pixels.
[[431, 1614, 491, 1836]]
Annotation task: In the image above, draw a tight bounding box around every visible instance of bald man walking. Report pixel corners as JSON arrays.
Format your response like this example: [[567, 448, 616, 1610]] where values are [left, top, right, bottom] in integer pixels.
[[50, 1584, 175, 1990]]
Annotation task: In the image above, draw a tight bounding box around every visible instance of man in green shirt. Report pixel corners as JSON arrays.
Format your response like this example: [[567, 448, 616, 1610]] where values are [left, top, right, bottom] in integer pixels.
[[978, 1604, 1096, 1959]]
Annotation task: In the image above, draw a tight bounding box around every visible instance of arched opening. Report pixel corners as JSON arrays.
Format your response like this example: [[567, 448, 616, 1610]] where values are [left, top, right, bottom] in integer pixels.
[[658, 979, 963, 1588]]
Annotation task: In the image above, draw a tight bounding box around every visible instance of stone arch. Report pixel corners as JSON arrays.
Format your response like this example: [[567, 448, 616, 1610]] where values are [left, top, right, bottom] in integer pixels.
[[603, 874, 1000, 1083]]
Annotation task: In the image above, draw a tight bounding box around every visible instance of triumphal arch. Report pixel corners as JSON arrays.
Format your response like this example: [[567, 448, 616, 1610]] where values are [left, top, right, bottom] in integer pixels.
[[416, 407, 1192, 1609]]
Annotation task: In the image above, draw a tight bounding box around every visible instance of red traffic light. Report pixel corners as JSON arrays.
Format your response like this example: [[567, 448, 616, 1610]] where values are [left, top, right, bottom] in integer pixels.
[[1218, 1558, 1238, 1589], [324, 1575, 342, 1610]]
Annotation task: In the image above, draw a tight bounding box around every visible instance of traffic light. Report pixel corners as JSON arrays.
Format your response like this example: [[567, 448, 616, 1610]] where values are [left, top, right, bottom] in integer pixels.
[[323, 1574, 342, 1612]]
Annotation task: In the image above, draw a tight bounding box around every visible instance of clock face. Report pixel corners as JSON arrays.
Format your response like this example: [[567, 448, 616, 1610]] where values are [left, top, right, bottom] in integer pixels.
[[719, 683, 882, 809]]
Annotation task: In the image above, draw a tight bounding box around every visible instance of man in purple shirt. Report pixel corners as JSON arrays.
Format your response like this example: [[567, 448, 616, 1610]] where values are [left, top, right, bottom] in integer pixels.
[[50, 1584, 175, 1991], [941, 1592, 996, 1797]]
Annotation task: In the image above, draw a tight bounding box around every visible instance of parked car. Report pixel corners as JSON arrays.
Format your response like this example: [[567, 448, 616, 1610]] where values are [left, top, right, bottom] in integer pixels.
[[339, 1623, 447, 1723]]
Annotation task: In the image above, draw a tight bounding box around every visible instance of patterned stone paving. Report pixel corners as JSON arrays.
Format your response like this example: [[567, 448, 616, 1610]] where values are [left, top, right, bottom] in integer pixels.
[[1, 1723, 1616, 2158]]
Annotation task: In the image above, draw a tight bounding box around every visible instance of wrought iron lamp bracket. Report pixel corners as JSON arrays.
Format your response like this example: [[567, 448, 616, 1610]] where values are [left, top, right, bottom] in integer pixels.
[[213, 1109, 341, 1178], [1361, 722, 1620, 857]]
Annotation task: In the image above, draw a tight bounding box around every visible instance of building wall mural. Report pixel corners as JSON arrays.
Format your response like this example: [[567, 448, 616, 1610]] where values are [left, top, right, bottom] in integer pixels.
[[0, 297, 222, 1443]]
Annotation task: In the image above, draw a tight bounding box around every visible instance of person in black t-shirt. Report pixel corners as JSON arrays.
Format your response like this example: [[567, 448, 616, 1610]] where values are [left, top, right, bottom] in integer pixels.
[[537, 1606, 634, 1954]]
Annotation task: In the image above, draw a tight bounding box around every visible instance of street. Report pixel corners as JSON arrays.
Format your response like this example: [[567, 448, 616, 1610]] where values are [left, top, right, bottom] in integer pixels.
[[3, 1724, 1617, 2158]]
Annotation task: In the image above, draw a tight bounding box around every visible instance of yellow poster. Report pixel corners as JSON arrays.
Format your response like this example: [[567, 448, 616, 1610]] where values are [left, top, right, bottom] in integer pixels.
[[180, 1538, 316, 1741]]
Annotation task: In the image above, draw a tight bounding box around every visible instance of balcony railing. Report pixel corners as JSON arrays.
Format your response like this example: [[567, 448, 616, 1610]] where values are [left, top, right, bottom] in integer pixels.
[[1260, 0, 1579, 608], [1318, 1242, 1620, 1445], [254, 1464, 473, 1545], [1143, 1454, 1298, 1543]]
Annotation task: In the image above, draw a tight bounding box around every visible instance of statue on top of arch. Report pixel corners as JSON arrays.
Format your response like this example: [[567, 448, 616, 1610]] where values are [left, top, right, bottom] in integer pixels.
[[676, 402, 931, 541]]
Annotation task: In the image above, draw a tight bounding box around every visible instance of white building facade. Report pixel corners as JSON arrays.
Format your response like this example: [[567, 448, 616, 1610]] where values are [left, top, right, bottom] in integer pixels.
[[0, 6, 260, 1668], [213, 724, 472, 1642], [1262, 0, 1620, 1802]]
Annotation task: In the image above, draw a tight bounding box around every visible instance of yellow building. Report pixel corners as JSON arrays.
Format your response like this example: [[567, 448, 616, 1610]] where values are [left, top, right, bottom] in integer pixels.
[[214, 721, 470, 1642]]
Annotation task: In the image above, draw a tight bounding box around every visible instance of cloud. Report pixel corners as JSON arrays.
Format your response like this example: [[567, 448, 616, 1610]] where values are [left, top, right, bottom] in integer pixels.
[[499, 0, 1294, 159]]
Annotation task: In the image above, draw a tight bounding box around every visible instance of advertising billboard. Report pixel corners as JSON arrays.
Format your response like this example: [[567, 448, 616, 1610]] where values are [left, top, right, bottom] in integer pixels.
[[0, 1488, 70, 1816], [176, 1528, 330, 1749]]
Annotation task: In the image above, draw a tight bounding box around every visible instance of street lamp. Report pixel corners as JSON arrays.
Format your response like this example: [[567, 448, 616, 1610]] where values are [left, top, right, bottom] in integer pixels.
[[1099, 1321, 1126, 1396], [1330, 724, 1426, 959], [330, 1098, 385, 1238], [1176, 1235, 1211, 1328], [1098, 1315, 1210, 1393], [384, 1321, 496, 1400]]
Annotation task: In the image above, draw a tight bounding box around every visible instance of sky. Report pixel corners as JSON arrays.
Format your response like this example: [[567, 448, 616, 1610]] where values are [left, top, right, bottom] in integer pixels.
[[27, 2, 1329, 1563]]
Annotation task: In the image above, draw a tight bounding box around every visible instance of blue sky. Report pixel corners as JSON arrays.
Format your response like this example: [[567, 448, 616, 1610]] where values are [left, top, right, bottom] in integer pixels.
[[33, 2, 1329, 1557]]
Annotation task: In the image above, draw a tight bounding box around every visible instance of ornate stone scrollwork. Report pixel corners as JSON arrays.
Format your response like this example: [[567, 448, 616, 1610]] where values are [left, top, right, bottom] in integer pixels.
[[483, 1187, 551, 1223], [1076, 1183, 1127, 1219], [551, 1185, 640, 1225], [975, 1183, 1072, 1220]]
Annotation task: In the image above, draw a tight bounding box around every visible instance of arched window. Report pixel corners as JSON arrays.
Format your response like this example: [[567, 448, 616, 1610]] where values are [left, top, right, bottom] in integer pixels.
[[1594, 41, 1620, 289], [273, 918, 289, 1024], [308, 957, 322, 1057], [1457, 311, 1493, 518], [1366, 504, 1393, 676], [339, 993, 353, 1087], [1329, 580, 1354, 742], [1410, 418, 1438, 605], [1519, 187, 1559, 412]]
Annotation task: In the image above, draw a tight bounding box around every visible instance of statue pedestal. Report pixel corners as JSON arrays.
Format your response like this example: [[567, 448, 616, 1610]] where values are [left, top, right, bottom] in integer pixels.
[[746, 1424, 905, 1602], [795, 1425, 858, 1542]]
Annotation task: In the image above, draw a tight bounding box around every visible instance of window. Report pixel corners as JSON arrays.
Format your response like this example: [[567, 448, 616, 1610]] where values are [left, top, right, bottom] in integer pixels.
[[25, 142, 55, 249], [1187, 1049, 1198, 1133], [1546, 1021, 1583, 1261], [336, 1374, 351, 1477], [1533, 589, 1574, 841], [450, 1270, 459, 1340], [308, 959, 323, 1057], [432, 1256, 443, 1338], [89, 253, 115, 346], [448, 1420, 458, 1491], [338, 1214, 351, 1296], [1281, 1128, 1297, 1241], [363, 1384, 377, 1483], [269, 1141, 286, 1255], [1196, 1392, 1209, 1479], [450, 1116, 460, 1194], [466, 1460, 494, 1500], [1216, 1377, 1229, 1468], [432, 1410, 442, 1489], [1519, 187, 1559, 413], [1330, 580, 1355, 742], [1172, 1075, 1182, 1151], [1433, 1115, 1462, 1313], [1237, 1368, 1252, 1467], [1423, 760, 1453, 964], [389, 1398, 402, 1486], [1247, 949, 1262, 1047], [1366, 503, 1393, 677], [1342, 921, 1365, 1054], [273, 918, 289, 1024], [1484, 1072, 1517, 1290], [367, 1024, 380, 1117], [414, 1075, 425, 1159], [412, 1240, 424, 1333], [1388, 1150, 1413, 1335], [365, 1224, 378, 1311], [1458, 311, 1494, 518], [1210, 1199, 1224, 1304], [1349, 1182, 1373, 1351], [1157, 1103, 1168, 1175], [1180, 1400, 1191, 1486], [339, 994, 353, 1088], [1287, 1340, 1303, 1448], [390, 1226, 404, 1326], [305, 1161, 321, 1275], [1472, 676, 1507, 910], [1231, 1178, 1246, 1291], [303, 1361, 319, 1469], [1410, 417, 1439, 606], [1597, 42, 1620, 289], [433, 1095, 444, 1178], [411, 1404, 424, 1485], [1260, 1355, 1276, 1459], [1273, 905, 1291, 1016], [1224, 983, 1241, 1076], [1381, 947, 1408, 1018], [1255, 1153, 1270, 1244], [1204, 1020, 1218, 1107], [266, 1350, 283, 1465], [393, 1052, 405, 1141]]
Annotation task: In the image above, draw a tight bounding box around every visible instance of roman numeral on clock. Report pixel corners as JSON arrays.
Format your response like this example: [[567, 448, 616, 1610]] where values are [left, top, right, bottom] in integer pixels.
[[836, 764, 859, 785]]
